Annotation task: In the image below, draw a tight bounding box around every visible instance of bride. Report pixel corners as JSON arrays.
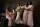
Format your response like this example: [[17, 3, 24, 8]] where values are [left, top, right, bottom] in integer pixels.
[[15, 3, 23, 24]]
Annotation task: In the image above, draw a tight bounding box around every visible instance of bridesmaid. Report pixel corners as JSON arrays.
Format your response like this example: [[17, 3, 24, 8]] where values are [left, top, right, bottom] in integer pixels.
[[22, 2, 29, 25], [27, 1, 34, 27], [6, 7, 14, 27]]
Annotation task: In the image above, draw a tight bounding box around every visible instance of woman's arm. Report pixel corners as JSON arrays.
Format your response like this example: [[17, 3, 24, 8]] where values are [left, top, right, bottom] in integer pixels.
[[28, 5, 34, 11], [21, 6, 24, 9], [25, 5, 33, 11]]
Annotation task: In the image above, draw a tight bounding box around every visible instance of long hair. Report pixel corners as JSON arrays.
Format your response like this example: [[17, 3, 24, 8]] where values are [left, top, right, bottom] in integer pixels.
[[26, 2, 29, 7], [28, 1, 32, 5], [7, 6, 12, 12]]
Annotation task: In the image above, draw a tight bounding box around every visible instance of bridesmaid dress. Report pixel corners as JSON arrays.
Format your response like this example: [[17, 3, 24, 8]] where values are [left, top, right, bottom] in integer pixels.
[[6, 11, 14, 26], [23, 5, 29, 24], [27, 5, 34, 26]]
